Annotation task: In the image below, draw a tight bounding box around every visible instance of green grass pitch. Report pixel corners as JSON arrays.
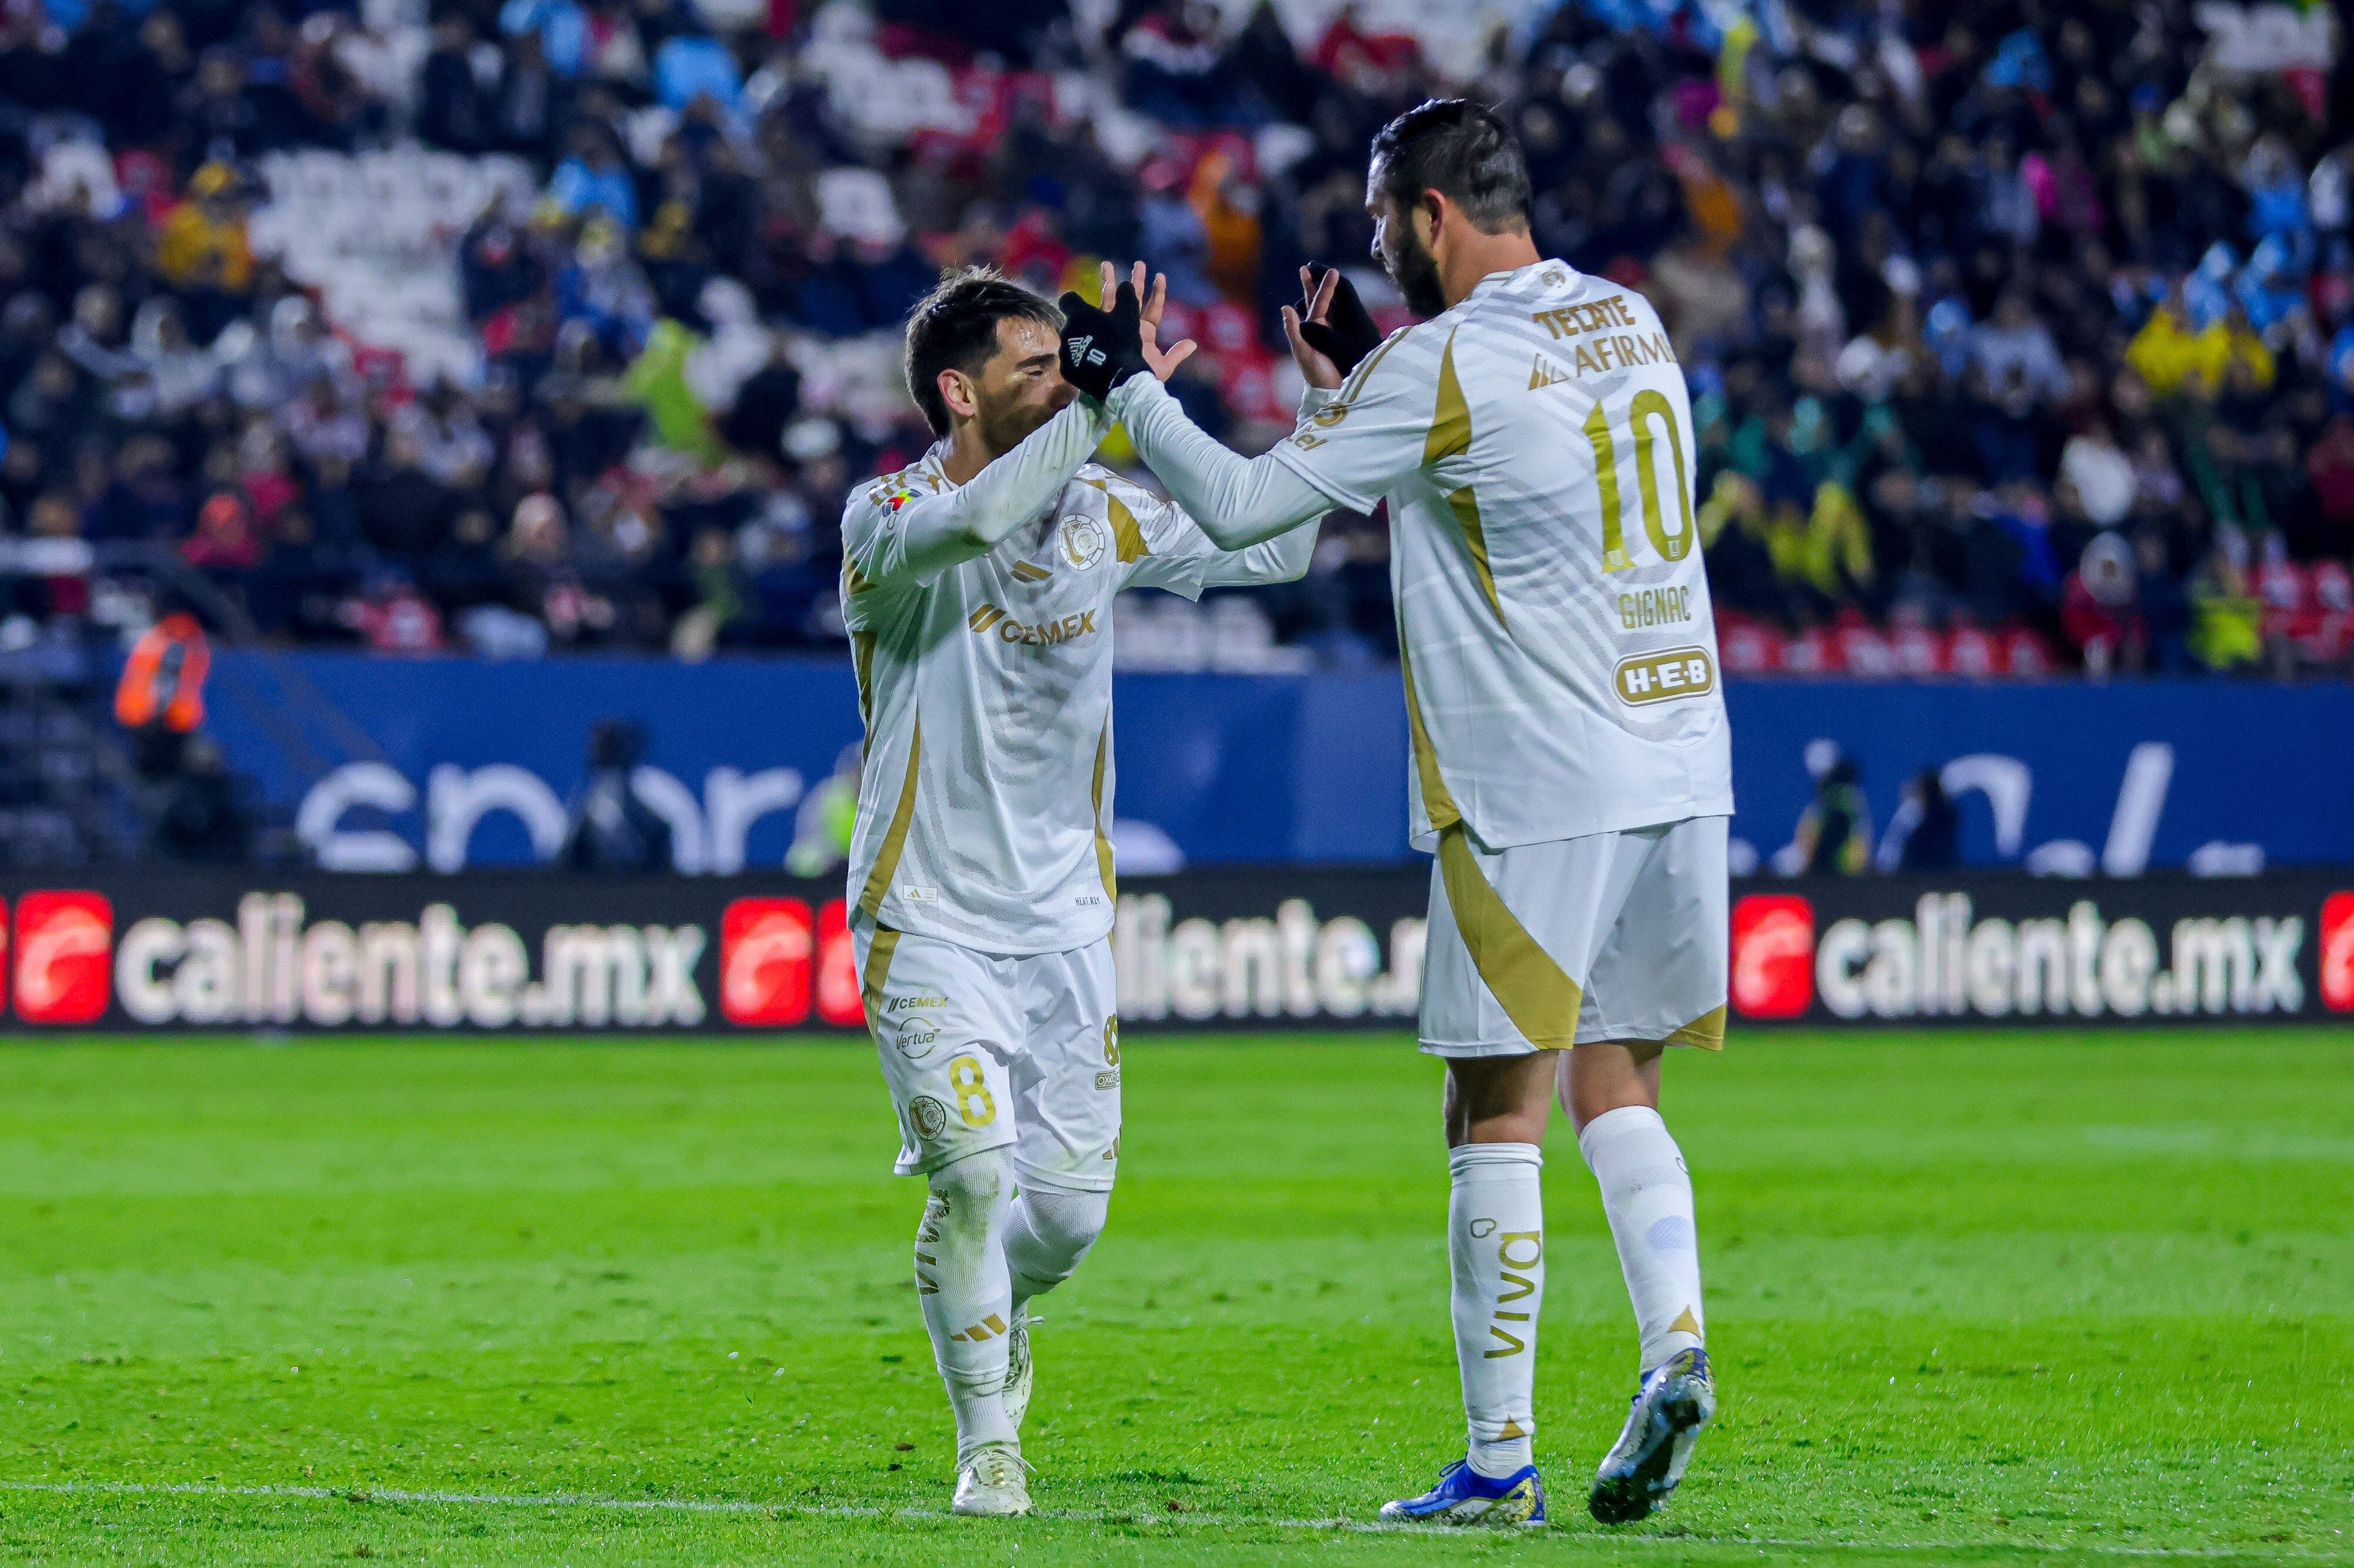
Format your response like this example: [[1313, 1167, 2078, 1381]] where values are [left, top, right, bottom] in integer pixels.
[[0, 1032, 2345, 1566]]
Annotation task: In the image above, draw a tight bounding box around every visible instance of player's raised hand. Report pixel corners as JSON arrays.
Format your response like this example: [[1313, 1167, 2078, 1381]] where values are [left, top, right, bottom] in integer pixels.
[[1058, 276, 1149, 400], [1099, 259, 1197, 382], [1282, 264, 1381, 389]]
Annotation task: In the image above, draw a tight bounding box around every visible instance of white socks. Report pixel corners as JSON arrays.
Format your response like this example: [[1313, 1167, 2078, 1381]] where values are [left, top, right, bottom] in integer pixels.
[[917, 1151, 1018, 1463], [1448, 1141, 1545, 1479], [1003, 1183, 1109, 1315], [1578, 1105, 1706, 1373]]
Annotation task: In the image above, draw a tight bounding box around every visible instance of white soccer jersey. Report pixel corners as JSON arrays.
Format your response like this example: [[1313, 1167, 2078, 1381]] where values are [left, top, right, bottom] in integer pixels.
[[1269, 260, 1733, 850], [841, 407, 1311, 955]]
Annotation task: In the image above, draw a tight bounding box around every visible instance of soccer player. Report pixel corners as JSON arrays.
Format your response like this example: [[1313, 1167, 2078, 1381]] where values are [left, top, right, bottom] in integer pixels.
[[1065, 100, 1730, 1525], [840, 265, 1317, 1517]]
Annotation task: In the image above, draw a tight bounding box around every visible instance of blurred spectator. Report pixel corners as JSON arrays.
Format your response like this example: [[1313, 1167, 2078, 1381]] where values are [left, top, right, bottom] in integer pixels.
[[0, 0, 2336, 682], [2060, 532, 2147, 677], [148, 734, 255, 863], [1786, 754, 1872, 877], [561, 717, 671, 871], [1876, 767, 1961, 873]]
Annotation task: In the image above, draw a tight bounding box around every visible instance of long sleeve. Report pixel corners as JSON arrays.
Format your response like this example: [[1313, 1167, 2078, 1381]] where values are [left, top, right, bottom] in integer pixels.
[[843, 398, 1112, 590], [1105, 376, 1335, 550], [1195, 514, 1317, 586]]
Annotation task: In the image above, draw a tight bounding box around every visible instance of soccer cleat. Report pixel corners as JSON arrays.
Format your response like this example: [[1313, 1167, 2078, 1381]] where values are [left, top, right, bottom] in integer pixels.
[[1588, 1347, 1715, 1524], [1002, 1310, 1035, 1432], [1377, 1458, 1547, 1526], [950, 1441, 1030, 1517]]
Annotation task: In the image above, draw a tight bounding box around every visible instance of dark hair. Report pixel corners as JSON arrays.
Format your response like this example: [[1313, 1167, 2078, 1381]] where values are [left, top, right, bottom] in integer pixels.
[[1368, 99, 1532, 235], [902, 267, 1062, 436]]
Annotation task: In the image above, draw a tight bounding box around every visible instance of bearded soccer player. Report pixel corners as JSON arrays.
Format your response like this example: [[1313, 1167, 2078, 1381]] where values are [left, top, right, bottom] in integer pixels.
[[841, 265, 1316, 1517], [1063, 101, 1729, 1526]]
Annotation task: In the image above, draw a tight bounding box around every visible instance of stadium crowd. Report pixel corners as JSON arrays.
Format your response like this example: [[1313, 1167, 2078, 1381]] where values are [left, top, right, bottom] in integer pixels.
[[0, 0, 2348, 675]]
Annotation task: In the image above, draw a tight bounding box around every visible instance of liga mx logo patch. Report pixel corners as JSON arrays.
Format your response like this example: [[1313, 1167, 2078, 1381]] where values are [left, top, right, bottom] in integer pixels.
[[1060, 515, 1106, 571]]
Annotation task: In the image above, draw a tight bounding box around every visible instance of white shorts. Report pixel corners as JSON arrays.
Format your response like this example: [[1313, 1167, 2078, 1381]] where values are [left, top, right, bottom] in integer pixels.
[[853, 923, 1122, 1190], [1419, 817, 1728, 1058]]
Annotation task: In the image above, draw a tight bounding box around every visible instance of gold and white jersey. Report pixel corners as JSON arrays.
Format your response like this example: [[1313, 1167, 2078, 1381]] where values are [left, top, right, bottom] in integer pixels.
[[1269, 260, 1733, 850], [842, 421, 1311, 956]]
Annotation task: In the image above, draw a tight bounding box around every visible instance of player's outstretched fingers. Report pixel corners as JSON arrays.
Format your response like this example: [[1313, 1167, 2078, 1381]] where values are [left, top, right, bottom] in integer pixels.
[[1098, 259, 1118, 311]]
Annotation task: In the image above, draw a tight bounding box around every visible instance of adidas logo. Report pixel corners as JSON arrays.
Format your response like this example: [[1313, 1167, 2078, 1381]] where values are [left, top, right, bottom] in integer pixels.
[[1528, 355, 1574, 389]]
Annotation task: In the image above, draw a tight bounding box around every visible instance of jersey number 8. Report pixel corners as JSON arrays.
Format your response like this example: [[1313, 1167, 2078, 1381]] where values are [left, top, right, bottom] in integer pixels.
[[1584, 389, 1695, 572], [947, 1056, 998, 1127]]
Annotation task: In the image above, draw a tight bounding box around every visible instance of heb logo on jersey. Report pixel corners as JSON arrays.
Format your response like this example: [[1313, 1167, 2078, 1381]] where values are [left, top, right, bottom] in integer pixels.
[[11, 891, 115, 1024], [1615, 647, 1715, 705], [1729, 894, 1814, 1019], [967, 604, 1100, 648]]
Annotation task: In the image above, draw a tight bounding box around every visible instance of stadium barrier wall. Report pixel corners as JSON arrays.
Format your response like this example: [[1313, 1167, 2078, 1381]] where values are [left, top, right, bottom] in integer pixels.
[[200, 652, 2354, 873], [0, 868, 2346, 1034]]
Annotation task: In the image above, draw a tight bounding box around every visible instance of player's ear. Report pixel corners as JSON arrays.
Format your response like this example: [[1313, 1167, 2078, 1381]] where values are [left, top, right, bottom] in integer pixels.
[[1415, 188, 1448, 245], [939, 367, 979, 422]]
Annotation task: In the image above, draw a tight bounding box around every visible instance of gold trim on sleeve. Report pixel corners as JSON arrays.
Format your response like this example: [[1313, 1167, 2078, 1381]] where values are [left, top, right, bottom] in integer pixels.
[[856, 717, 922, 919], [1090, 724, 1117, 904], [1666, 1003, 1727, 1051], [1081, 478, 1151, 564], [1398, 644, 1461, 832], [1424, 329, 1472, 464], [1437, 824, 1581, 1047], [1106, 492, 1148, 564], [1334, 325, 1410, 405]]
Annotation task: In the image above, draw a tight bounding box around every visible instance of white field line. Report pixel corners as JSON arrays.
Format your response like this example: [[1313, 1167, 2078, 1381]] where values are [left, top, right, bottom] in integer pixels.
[[0, 1479, 2335, 1559]]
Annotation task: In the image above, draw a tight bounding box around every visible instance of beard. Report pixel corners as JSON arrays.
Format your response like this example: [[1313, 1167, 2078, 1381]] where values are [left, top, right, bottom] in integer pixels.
[[1384, 227, 1447, 317], [975, 389, 1060, 457]]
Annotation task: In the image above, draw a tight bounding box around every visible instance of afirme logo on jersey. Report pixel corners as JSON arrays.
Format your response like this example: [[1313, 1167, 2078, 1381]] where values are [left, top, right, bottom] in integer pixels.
[[1730, 891, 2350, 1023]]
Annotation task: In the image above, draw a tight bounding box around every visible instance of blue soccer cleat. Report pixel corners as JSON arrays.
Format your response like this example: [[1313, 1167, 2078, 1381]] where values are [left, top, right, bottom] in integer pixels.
[[1588, 1347, 1715, 1523], [1378, 1457, 1547, 1526]]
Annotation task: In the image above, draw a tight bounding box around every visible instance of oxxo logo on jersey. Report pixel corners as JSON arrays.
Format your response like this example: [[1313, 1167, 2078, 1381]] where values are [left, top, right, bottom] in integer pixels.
[[1730, 891, 2345, 1022]]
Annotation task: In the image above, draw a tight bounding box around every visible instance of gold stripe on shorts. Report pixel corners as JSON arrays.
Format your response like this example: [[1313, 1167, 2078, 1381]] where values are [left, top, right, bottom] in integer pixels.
[[1436, 824, 1581, 1047], [860, 926, 903, 1034], [1667, 1003, 1727, 1051]]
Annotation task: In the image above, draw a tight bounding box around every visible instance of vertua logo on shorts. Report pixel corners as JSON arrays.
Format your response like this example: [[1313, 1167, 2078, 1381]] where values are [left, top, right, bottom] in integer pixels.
[[2320, 891, 2354, 1012], [1730, 894, 1814, 1019], [719, 898, 813, 1026], [15, 891, 114, 1024]]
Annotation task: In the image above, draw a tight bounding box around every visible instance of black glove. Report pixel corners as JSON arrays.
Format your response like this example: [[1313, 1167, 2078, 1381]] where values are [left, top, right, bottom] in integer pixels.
[[1056, 284, 1149, 400], [1297, 264, 1382, 377]]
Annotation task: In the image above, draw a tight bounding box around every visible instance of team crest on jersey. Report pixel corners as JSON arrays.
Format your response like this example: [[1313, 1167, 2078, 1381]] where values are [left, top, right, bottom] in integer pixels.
[[1060, 515, 1107, 571], [909, 1096, 949, 1139]]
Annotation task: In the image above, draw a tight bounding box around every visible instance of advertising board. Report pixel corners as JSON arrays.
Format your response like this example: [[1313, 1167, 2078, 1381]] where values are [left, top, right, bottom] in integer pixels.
[[1, 868, 2343, 1034]]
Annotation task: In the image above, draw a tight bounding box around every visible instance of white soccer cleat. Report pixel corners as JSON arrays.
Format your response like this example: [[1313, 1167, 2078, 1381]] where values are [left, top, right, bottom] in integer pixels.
[[1002, 1310, 1036, 1432], [951, 1441, 1031, 1517], [1589, 1347, 1715, 1523]]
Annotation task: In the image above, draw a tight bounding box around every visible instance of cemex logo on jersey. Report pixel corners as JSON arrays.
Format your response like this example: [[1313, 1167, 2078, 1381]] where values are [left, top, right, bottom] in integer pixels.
[[13, 892, 114, 1024], [1729, 895, 1814, 1019], [2321, 892, 2354, 1012], [718, 897, 864, 1028]]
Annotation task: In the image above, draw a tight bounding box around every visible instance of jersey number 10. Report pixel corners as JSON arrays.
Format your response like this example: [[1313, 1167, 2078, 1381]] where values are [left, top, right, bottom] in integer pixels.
[[1585, 389, 1695, 572]]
